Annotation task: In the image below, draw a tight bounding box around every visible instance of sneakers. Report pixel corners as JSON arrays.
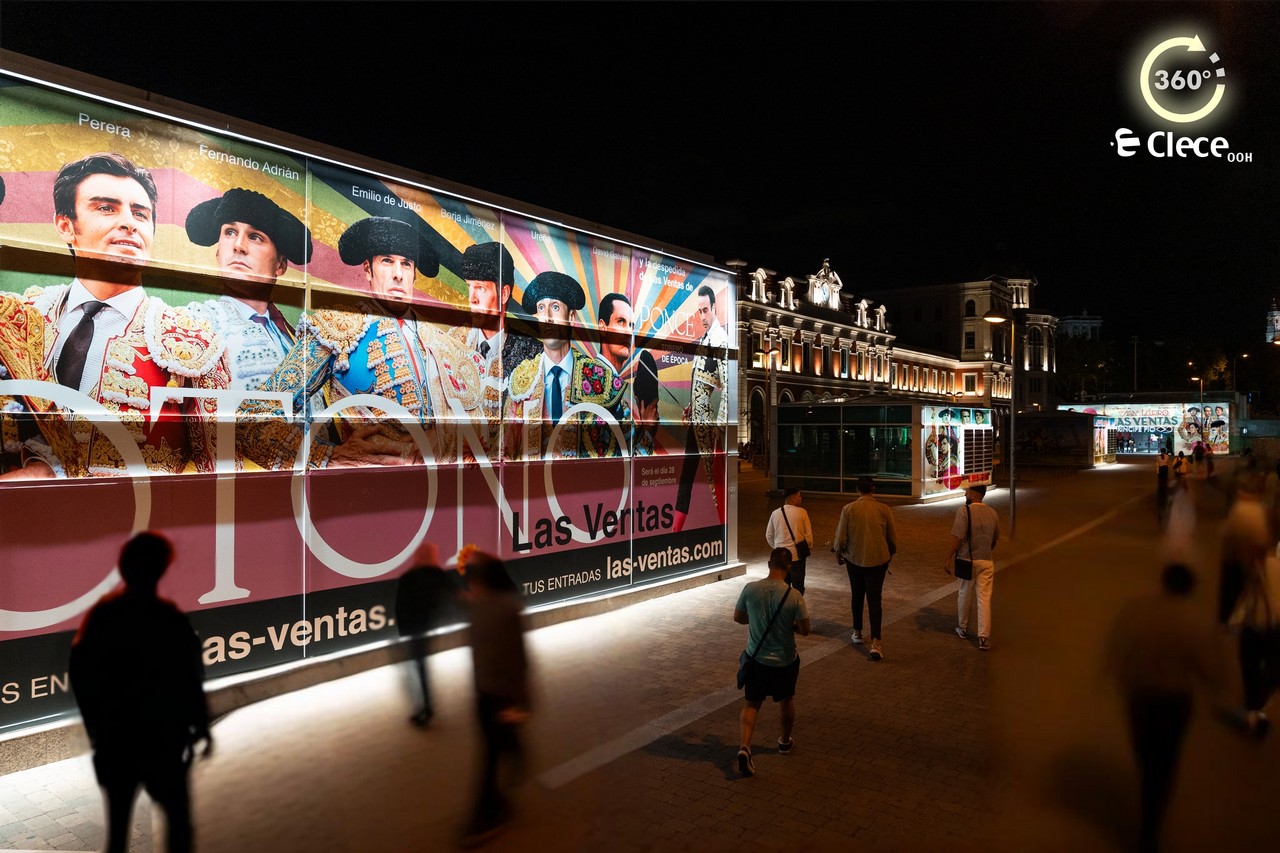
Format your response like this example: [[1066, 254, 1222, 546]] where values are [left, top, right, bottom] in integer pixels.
[[954, 626, 968, 639], [737, 747, 755, 776], [978, 636, 991, 651], [851, 629, 864, 644], [777, 737, 795, 755], [869, 639, 883, 661]]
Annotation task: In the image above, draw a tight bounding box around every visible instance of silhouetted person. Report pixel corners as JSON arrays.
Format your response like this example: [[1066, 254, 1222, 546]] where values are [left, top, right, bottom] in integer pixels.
[[460, 552, 530, 848], [394, 541, 462, 727], [1105, 564, 1223, 853], [70, 531, 211, 853]]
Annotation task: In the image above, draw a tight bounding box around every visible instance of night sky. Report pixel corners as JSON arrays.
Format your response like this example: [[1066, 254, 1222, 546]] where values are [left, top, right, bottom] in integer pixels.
[[1, 1, 1277, 348]]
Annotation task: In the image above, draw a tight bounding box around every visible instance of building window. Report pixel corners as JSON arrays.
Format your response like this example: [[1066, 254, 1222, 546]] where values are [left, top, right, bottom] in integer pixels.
[[1027, 327, 1044, 370], [891, 363, 897, 388], [964, 374, 977, 393], [802, 342, 811, 374], [840, 349, 849, 378], [912, 366, 919, 390], [964, 299, 976, 317], [753, 332, 763, 368], [781, 340, 791, 371], [931, 369, 938, 391], [964, 331, 975, 351]]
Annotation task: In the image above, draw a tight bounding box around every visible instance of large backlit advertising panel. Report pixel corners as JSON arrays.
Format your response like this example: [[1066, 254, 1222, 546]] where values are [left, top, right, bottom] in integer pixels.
[[0, 68, 736, 734], [920, 405, 993, 496]]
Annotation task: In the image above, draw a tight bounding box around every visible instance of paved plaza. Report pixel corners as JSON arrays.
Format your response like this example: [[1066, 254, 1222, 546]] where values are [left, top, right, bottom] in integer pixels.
[[2, 458, 1277, 851]]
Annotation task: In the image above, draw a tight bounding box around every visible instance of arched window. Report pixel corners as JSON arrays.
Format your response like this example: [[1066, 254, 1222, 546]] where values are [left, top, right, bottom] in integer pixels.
[[964, 299, 976, 317], [1027, 327, 1044, 370]]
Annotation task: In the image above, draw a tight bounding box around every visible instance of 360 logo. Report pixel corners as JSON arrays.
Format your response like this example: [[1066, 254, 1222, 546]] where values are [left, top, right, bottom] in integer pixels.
[[1139, 35, 1225, 124]]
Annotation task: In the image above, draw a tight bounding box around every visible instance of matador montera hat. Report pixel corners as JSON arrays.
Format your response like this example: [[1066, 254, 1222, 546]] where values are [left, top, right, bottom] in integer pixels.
[[185, 188, 312, 265], [338, 216, 439, 277], [521, 270, 585, 315], [459, 242, 515, 287]]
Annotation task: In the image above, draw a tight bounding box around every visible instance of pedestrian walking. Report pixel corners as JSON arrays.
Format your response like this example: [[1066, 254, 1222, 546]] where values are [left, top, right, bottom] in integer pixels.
[[394, 540, 463, 727], [1104, 563, 1224, 853], [1155, 449, 1171, 526], [733, 547, 811, 777], [765, 487, 813, 594], [832, 476, 897, 661], [1229, 544, 1280, 739], [1218, 473, 1271, 627], [1171, 451, 1189, 482], [460, 551, 531, 848], [944, 481, 1000, 650], [69, 531, 212, 853], [1220, 473, 1279, 738]]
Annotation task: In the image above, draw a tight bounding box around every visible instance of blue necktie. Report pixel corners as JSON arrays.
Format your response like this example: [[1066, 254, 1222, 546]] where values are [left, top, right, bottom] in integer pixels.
[[549, 366, 564, 422]]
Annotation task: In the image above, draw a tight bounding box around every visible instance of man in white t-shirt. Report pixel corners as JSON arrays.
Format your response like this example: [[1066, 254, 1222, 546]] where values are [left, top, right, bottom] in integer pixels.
[[765, 488, 813, 593]]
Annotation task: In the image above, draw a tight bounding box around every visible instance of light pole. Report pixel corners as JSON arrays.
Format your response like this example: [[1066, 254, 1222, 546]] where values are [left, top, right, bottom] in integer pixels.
[[984, 307, 1016, 537], [765, 340, 780, 491], [1233, 352, 1248, 392], [1189, 374, 1205, 450]]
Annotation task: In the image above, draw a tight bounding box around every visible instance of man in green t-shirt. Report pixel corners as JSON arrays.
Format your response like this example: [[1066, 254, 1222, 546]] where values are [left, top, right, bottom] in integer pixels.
[[733, 547, 811, 777]]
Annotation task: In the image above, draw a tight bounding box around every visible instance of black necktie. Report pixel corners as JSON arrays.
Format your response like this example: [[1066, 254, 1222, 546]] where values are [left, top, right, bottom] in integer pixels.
[[549, 366, 564, 421], [250, 313, 271, 330], [479, 339, 491, 358], [58, 301, 107, 389]]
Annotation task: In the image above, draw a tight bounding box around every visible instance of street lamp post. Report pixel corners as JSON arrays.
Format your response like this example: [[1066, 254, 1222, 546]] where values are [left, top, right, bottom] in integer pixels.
[[1233, 352, 1249, 392], [983, 307, 1016, 537], [765, 341, 780, 491], [1190, 374, 1204, 444]]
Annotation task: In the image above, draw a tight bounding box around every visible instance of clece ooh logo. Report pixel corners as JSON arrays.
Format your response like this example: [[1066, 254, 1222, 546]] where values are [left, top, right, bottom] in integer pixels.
[[1112, 33, 1252, 163]]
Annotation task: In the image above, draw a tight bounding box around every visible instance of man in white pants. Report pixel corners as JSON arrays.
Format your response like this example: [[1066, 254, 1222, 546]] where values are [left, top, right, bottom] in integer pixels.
[[945, 481, 1000, 650]]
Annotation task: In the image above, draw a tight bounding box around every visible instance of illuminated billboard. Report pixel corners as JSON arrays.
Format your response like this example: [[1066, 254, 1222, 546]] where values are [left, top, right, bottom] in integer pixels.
[[0, 69, 736, 733]]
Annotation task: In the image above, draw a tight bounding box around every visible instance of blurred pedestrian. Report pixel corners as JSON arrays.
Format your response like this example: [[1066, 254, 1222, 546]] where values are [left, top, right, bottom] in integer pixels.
[[394, 540, 463, 727], [1155, 449, 1171, 526], [1160, 476, 1197, 566], [1171, 451, 1189, 482], [833, 476, 897, 660], [1218, 473, 1271, 627], [69, 531, 212, 853], [460, 552, 531, 848], [1104, 563, 1224, 853], [945, 481, 1000, 650], [765, 487, 813, 594], [733, 547, 810, 776], [1221, 473, 1279, 738]]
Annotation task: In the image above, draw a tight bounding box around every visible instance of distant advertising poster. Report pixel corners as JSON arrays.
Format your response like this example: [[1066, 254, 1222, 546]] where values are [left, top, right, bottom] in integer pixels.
[[0, 72, 734, 733], [1063, 402, 1228, 456], [920, 406, 991, 496]]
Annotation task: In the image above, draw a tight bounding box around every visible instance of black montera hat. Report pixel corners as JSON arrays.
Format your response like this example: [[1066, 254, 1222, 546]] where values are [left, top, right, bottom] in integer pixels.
[[521, 271, 585, 315], [338, 216, 439, 277], [459, 242, 514, 287], [185, 188, 312, 264]]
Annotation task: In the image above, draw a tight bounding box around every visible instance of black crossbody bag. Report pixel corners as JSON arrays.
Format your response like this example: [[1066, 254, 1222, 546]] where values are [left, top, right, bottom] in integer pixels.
[[782, 506, 811, 559]]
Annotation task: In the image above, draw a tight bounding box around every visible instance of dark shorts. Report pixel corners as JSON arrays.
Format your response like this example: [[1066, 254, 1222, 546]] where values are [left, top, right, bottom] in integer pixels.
[[744, 655, 800, 703]]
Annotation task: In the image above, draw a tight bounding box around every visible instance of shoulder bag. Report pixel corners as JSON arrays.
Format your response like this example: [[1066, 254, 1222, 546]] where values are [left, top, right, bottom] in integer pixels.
[[738, 586, 792, 689], [781, 506, 811, 559], [953, 505, 974, 581]]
